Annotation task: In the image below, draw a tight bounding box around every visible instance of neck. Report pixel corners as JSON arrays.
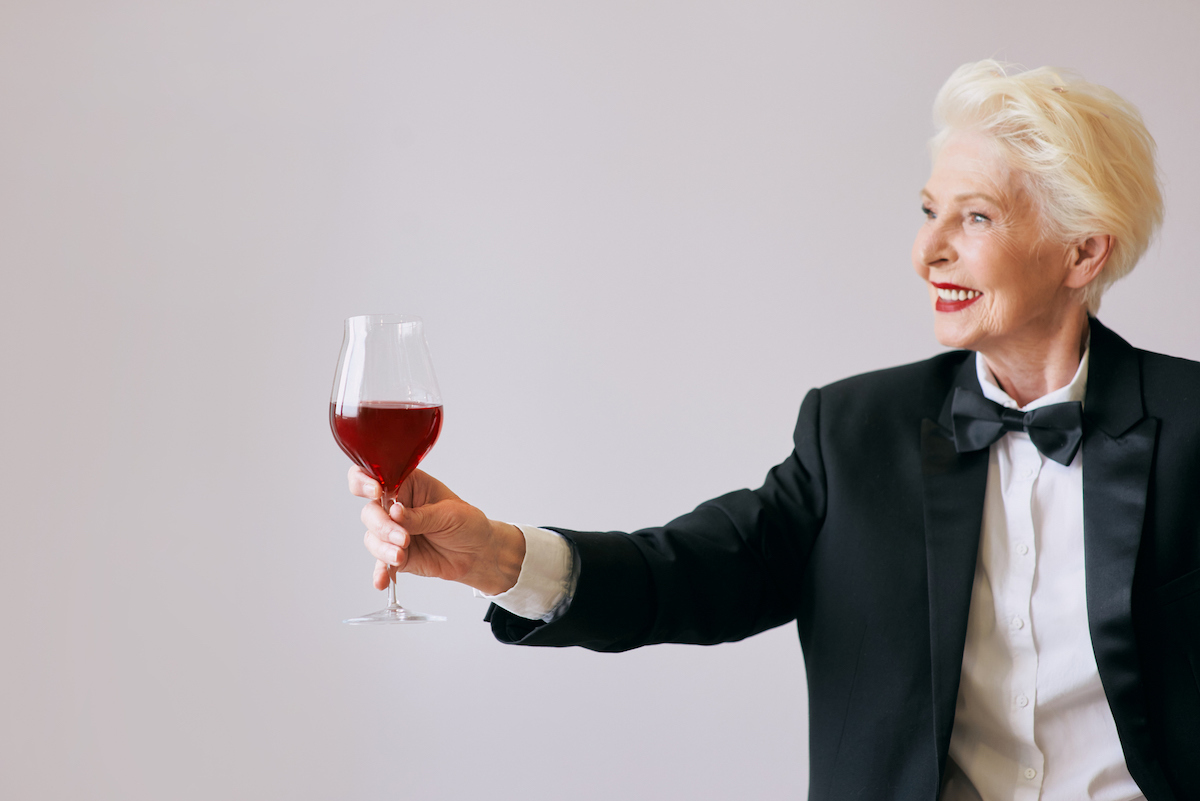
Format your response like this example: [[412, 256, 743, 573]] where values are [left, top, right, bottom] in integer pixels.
[[979, 311, 1090, 407]]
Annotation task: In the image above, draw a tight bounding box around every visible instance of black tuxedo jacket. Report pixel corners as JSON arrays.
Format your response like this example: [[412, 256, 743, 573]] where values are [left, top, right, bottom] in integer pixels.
[[486, 319, 1200, 800]]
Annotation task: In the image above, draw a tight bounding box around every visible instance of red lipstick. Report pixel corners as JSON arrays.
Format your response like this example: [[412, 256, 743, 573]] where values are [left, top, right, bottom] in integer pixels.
[[932, 282, 982, 312]]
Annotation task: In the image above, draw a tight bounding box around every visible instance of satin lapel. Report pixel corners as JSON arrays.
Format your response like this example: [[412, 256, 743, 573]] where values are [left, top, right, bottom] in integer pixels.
[[1082, 319, 1175, 799], [922, 355, 989, 776]]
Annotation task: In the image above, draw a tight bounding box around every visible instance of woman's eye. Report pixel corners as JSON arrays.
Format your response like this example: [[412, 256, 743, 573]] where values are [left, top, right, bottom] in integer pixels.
[[969, 212, 990, 223], [921, 205, 936, 219]]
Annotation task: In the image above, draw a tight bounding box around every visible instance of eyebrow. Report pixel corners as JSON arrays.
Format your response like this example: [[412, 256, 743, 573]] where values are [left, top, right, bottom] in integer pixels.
[[920, 189, 1003, 206]]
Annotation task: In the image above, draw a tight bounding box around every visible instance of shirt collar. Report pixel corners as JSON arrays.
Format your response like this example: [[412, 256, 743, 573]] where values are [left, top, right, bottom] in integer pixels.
[[975, 340, 1090, 412]]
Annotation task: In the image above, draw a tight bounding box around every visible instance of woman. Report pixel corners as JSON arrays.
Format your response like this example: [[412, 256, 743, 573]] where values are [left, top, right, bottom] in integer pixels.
[[351, 61, 1199, 800]]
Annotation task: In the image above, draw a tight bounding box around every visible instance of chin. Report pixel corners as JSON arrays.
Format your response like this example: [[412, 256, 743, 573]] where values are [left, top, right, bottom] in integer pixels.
[[933, 321, 980, 351]]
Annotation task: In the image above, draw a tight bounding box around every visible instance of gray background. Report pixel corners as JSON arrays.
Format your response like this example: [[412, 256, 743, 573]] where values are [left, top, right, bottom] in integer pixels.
[[3, 2, 1198, 799]]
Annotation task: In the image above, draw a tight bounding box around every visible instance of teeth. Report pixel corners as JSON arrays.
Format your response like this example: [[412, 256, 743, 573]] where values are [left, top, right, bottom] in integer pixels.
[[937, 287, 980, 301]]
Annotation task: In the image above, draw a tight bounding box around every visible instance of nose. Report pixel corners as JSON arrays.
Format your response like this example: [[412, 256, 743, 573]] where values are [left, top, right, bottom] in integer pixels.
[[914, 218, 954, 275]]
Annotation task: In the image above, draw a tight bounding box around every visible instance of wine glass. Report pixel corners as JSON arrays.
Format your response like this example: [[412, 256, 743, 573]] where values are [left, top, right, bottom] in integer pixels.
[[330, 314, 446, 624]]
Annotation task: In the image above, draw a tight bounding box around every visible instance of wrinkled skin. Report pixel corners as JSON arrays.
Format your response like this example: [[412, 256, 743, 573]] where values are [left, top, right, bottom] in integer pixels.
[[912, 133, 1111, 405], [351, 466, 524, 595]]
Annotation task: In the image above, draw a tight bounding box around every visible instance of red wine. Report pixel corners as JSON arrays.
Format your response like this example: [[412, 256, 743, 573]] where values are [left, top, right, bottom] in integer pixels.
[[330, 401, 443, 492]]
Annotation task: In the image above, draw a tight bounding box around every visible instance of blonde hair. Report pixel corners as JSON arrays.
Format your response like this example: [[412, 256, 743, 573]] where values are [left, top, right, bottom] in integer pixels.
[[931, 60, 1163, 312]]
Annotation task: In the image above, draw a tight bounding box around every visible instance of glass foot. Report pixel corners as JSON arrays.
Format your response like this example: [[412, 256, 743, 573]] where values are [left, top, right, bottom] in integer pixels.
[[343, 604, 446, 625]]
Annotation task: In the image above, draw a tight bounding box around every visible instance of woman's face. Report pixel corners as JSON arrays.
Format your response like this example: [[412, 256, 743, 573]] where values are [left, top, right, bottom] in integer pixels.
[[912, 133, 1080, 355]]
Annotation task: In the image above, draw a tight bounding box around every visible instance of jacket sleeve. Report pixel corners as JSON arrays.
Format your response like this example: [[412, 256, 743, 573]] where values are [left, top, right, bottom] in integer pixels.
[[486, 388, 829, 651]]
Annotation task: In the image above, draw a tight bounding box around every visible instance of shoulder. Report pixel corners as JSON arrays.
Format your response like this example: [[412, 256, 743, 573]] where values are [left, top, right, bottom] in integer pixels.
[[1138, 346, 1200, 379], [816, 350, 970, 416], [1091, 317, 1200, 420], [1137, 347, 1200, 415], [789, 351, 969, 458]]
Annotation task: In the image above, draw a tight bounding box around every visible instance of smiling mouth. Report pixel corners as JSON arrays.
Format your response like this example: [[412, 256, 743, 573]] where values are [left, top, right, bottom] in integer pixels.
[[932, 283, 982, 312]]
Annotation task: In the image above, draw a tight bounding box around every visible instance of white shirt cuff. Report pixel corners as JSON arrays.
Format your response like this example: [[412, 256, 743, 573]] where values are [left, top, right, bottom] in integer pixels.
[[473, 524, 574, 621]]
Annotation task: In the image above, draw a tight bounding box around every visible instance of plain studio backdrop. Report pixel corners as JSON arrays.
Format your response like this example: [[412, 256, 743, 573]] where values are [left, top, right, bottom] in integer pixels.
[[2, 2, 1198, 799]]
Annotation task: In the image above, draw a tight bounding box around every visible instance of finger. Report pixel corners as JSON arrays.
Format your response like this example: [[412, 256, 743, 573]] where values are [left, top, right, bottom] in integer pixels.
[[361, 502, 408, 547], [347, 466, 380, 500], [373, 559, 391, 591], [400, 469, 460, 505], [363, 529, 402, 566], [388, 500, 436, 536]]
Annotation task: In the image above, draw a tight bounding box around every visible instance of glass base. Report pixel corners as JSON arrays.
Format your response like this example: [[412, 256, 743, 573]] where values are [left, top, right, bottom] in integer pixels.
[[343, 604, 446, 625]]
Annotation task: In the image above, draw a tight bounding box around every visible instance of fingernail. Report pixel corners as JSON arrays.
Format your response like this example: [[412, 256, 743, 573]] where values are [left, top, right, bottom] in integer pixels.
[[390, 502, 403, 514], [387, 529, 406, 546], [385, 544, 400, 564]]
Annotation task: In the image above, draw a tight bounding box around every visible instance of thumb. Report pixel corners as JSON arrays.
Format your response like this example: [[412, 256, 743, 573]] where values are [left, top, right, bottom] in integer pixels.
[[391, 500, 435, 536]]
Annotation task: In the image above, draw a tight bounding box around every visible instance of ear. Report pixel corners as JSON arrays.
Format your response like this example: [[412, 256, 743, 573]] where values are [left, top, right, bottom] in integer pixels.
[[1063, 234, 1113, 290]]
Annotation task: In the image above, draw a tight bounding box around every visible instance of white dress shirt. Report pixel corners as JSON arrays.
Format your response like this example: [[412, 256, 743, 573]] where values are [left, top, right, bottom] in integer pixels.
[[483, 349, 1144, 799], [940, 350, 1143, 801]]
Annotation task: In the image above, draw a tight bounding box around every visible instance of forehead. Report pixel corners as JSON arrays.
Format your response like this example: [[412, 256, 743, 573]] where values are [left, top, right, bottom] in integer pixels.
[[924, 133, 1022, 203]]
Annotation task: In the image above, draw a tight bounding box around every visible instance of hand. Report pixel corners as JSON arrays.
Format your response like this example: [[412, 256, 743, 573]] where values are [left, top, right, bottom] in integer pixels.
[[348, 467, 526, 595]]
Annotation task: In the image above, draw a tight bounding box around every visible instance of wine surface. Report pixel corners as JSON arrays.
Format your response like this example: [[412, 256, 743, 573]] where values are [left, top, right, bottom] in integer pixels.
[[330, 401, 443, 492]]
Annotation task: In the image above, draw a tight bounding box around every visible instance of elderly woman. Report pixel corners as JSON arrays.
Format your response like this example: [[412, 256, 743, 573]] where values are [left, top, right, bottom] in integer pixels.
[[352, 61, 1199, 800]]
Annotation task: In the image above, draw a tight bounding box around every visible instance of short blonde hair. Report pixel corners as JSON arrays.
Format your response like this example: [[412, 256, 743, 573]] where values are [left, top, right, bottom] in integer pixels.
[[931, 60, 1163, 312]]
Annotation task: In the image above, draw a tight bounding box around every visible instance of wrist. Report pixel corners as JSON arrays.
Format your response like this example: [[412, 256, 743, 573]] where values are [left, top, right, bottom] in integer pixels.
[[470, 520, 526, 595]]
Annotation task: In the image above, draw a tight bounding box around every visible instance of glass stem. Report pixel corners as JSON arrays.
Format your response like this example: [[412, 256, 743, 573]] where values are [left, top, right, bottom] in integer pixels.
[[383, 486, 401, 610]]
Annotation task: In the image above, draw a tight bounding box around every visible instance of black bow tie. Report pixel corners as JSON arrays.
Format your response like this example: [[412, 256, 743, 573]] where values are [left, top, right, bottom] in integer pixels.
[[950, 388, 1084, 466]]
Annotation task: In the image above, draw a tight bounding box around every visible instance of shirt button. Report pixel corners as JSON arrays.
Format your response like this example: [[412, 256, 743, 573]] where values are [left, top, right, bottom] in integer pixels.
[[1024, 768, 1037, 780], [1015, 694, 1030, 708], [1010, 615, 1025, 630], [1021, 465, 1036, 479], [1016, 543, 1029, 556]]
